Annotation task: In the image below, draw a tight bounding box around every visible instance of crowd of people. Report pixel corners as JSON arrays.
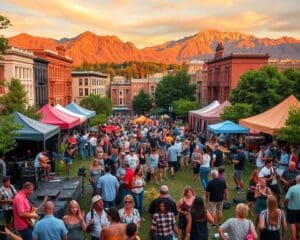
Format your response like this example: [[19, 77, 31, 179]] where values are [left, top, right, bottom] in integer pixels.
[[1, 115, 300, 240]]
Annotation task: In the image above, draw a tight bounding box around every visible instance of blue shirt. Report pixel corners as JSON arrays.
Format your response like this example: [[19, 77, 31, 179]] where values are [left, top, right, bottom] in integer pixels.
[[97, 173, 119, 201], [286, 184, 300, 210], [167, 145, 179, 162], [32, 215, 68, 240]]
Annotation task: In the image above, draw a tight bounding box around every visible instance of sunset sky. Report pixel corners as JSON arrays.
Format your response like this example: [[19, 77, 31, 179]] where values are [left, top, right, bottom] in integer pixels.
[[1, 0, 300, 48]]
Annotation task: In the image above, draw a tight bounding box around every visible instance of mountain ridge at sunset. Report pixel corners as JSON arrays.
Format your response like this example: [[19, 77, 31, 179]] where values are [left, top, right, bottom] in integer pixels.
[[8, 30, 300, 66]]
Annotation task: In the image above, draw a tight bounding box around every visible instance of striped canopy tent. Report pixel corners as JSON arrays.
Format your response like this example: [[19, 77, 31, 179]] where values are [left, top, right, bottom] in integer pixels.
[[65, 102, 96, 119], [54, 104, 87, 124]]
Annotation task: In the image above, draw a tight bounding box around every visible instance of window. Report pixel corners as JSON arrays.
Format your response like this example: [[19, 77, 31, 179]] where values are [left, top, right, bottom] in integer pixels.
[[119, 98, 123, 105], [119, 91, 122, 96], [79, 88, 83, 96], [84, 78, 88, 86], [15, 66, 18, 78], [85, 88, 89, 96], [126, 89, 129, 94]]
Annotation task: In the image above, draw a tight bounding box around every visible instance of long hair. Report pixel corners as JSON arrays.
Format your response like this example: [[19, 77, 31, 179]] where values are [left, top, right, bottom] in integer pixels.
[[267, 195, 279, 226], [191, 196, 207, 221]]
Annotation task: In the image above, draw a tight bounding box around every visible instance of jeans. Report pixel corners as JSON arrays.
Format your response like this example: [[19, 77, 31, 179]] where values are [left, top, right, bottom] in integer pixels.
[[19, 227, 33, 240], [133, 191, 144, 216], [156, 235, 173, 240], [104, 199, 116, 208], [91, 183, 100, 196], [199, 167, 210, 190]]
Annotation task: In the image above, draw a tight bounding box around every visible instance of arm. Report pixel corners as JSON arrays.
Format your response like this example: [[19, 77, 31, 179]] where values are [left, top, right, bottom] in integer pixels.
[[176, 198, 186, 215], [206, 210, 214, 224], [224, 188, 228, 201], [250, 222, 258, 239], [1, 228, 23, 240], [218, 227, 227, 240], [258, 213, 265, 231], [281, 211, 287, 238], [185, 212, 192, 238], [205, 191, 209, 204]]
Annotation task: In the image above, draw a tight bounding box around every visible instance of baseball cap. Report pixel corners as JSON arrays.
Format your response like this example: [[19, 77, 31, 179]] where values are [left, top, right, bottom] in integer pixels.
[[91, 195, 102, 204]]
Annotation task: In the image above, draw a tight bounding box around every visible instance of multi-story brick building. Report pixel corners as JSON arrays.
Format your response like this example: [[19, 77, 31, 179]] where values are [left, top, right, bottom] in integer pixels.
[[71, 71, 109, 104], [206, 43, 269, 103], [32, 46, 73, 106], [269, 59, 300, 71], [110, 76, 131, 115], [34, 57, 48, 108], [0, 47, 35, 105]]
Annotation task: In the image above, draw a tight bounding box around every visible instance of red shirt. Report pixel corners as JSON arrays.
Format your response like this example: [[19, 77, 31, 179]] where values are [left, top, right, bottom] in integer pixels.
[[123, 168, 134, 189], [13, 191, 30, 230]]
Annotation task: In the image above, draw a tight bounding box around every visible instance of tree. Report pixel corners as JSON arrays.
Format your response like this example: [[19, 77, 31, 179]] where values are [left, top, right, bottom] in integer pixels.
[[0, 78, 41, 119], [0, 115, 21, 154], [0, 15, 12, 53], [221, 103, 253, 123], [277, 107, 300, 145], [132, 89, 152, 114], [283, 68, 300, 100], [80, 94, 112, 116], [173, 99, 199, 117], [230, 66, 293, 114], [90, 114, 108, 127], [155, 70, 196, 109]]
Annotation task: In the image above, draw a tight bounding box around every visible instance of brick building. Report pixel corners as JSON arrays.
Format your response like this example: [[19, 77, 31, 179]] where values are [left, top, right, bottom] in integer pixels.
[[72, 71, 109, 104], [206, 43, 269, 103], [32, 46, 73, 106], [110, 76, 131, 115], [34, 57, 48, 108]]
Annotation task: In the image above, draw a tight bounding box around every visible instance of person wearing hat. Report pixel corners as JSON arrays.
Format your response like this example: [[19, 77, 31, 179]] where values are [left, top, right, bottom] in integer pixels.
[[86, 195, 109, 240], [100, 208, 125, 240]]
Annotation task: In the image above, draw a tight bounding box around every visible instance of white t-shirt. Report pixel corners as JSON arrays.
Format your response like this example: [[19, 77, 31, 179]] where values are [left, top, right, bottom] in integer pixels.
[[126, 154, 138, 170], [200, 154, 211, 168], [259, 166, 277, 185]]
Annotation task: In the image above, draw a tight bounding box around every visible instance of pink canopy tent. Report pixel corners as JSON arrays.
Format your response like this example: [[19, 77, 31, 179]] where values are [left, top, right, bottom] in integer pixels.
[[198, 100, 231, 132], [39, 105, 80, 130]]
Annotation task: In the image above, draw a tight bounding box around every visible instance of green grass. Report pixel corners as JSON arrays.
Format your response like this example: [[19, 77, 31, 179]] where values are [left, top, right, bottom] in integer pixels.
[[58, 156, 256, 239]]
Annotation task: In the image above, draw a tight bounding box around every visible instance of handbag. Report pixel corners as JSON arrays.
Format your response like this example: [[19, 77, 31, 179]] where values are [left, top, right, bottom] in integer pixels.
[[245, 220, 254, 240]]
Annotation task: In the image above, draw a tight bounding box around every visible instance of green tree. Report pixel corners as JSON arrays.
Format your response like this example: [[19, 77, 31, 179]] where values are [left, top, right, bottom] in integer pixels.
[[0, 115, 21, 154], [277, 107, 300, 145], [283, 68, 300, 100], [89, 114, 108, 127], [173, 99, 199, 117], [155, 70, 196, 109], [221, 103, 253, 123], [230, 66, 293, 114], [80, 94, 112, 115], [132, 89, 152, 114], [0, 78, 41, 119], [0, 15, 12, 53]]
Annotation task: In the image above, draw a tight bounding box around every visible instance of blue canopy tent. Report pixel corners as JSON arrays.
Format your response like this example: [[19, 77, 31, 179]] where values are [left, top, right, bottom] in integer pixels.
[[208, 120, 249, 134], [65, 102, 96, 119], [13, 111, 60, 148]]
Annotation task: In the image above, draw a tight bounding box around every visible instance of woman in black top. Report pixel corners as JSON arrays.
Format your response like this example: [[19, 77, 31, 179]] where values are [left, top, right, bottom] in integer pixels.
[[186, 196, 214, 240]]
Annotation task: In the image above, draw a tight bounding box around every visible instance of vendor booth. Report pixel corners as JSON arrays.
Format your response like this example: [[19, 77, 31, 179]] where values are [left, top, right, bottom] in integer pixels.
[[54, 104, 87, 124], [65, 102, 96, 119]]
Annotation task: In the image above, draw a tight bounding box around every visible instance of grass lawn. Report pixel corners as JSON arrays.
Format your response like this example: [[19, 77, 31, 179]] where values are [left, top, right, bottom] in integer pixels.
[[60, 155, 256, 239]]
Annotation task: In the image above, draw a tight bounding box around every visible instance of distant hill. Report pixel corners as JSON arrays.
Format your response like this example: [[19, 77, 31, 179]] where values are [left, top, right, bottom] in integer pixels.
[[8, 30, 300, 66]]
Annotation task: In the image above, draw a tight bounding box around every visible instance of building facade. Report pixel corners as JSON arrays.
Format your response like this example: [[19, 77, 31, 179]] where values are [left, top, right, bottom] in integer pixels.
[[34, 57, 48, 108], [0, 47, 35, 105], [268, 59, 300, 71], [110, 76, 131, 114], [32, 46, 73, 106], [71, 71, 109, 103], [206, 43, 269, 103]]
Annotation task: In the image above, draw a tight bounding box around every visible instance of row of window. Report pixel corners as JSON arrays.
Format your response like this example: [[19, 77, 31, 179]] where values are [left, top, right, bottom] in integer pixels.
[[91, 88, 105, 95], [79, 88, 89, 97], [34, 68, 47, 85], [35, 86, 48, 105], [49, 65, 70, 79], [15, 66, 32, 80]]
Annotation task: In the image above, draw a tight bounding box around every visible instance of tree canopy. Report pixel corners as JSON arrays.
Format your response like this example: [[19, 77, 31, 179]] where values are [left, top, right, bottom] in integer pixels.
[[173, 99, 199, 117], [221, 103, 253, 123], [154, 70, 196, 110], [0, 115, 21, 154], [80, 94, 112, 116], [277, 107, 300, 145], [0, 15, 11, 53], [132, 89, 152, 114], [0, 78, 41, 119]]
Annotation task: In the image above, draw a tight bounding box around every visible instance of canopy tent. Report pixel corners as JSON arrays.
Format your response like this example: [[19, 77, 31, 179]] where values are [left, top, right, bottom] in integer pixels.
[[208, 120, 249, 134], [188, 100, 220, 130], [13, 111, 60, 148], [239, 95, 300, 136], [65, 102, 96, 119], [39, 105, 80, 130], [54, 104, 87, 123], [132, 115, 152, 125], [198, 100, 231, 132]]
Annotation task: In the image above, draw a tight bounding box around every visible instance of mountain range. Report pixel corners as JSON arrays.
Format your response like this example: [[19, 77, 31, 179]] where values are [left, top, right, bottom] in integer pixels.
[[8, 30, 300, 66]]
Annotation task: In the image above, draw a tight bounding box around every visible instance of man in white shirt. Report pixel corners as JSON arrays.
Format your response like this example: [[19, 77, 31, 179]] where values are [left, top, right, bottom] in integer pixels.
[[125, 148, 139, 170]]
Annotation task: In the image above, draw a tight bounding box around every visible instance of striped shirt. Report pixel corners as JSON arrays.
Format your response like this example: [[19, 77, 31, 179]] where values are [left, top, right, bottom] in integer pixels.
[[259, 209, 286, 231]]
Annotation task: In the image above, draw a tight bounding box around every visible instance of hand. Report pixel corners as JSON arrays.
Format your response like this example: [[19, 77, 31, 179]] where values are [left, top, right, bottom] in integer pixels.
[[0, 227, 12, 236], [32, 213, 40, 220]]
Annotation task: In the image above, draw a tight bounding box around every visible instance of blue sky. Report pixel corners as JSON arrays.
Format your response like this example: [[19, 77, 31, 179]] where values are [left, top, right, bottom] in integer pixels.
[[1, 0, 300, 48]]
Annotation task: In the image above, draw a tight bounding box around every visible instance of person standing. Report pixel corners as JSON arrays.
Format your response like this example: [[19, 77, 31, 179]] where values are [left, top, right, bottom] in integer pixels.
[[97, 165, 120, 208], [199, 147, 211, 191], [126, 148, 139, 170], [149, 148, 159, 185], [280, 161, 300, 193], [119, 195, 141, 229], [32, 201, 68, 240], [167, 142, 179, 177], [285, 175, 300, 240], [63, 200, 86, 240], [232, 146, 246, 193], [86, 195, 109, 240], [89, 159, 103, 196], [13, 182, 39, 240], [132, 167, 145, 220], [0, 176, 17, 229], [205, 170, 228, 227]]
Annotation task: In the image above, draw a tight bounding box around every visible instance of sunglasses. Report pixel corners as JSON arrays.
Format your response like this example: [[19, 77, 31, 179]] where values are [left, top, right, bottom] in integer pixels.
[[125, 201, 133, 204]]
